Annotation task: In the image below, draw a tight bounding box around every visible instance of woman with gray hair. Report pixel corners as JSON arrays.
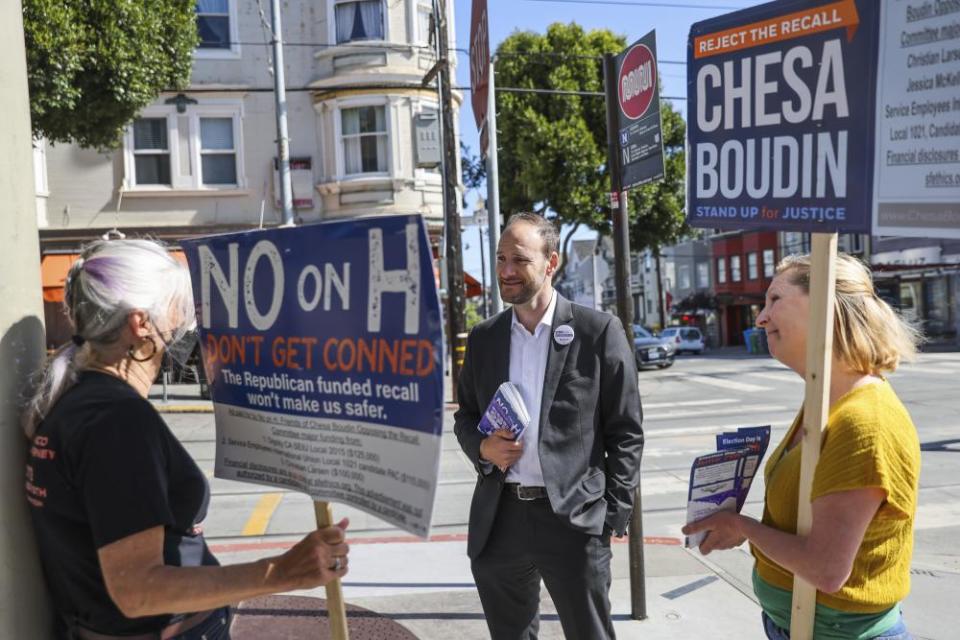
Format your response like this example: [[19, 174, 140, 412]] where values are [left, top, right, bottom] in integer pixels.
[[24, 239, 349, 640]]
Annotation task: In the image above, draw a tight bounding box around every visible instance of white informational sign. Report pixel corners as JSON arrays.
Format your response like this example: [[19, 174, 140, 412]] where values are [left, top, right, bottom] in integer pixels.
[[873, 0, 960, 238]]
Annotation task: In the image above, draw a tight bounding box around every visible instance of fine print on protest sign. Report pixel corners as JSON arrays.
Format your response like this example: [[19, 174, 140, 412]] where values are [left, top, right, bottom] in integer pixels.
[[687, 0, 880, 233], [181, 215, 444, 537], [872, 0, 960, 238]]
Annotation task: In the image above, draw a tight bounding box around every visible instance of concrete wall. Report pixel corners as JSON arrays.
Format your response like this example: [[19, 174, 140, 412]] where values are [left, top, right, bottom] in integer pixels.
[[1, 1, 53, 635]]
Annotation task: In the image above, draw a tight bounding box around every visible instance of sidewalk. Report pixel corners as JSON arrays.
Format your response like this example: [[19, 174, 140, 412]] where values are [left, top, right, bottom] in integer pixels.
[[160, 385, 953, 639]]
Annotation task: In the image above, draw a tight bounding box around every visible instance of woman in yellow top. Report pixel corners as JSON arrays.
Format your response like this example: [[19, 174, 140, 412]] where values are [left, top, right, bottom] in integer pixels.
[[682, 253, 921, 640]]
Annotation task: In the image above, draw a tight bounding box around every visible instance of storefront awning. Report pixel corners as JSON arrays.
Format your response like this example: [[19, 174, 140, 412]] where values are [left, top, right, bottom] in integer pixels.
[[41, 250, 188, 303]]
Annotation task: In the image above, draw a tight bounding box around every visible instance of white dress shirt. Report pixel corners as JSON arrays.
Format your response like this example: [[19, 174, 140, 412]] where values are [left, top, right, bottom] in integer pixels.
[[505, 291, 557, 486]]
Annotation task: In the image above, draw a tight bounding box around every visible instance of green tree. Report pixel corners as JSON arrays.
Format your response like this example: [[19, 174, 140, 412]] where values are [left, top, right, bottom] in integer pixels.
[[493, 23, 688, 276], [461, 142, 486, 208], [22, 0, 198, 149]]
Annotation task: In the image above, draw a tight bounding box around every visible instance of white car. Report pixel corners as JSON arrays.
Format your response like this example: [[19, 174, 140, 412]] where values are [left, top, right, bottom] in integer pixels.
[[659, 327, 705, 355]]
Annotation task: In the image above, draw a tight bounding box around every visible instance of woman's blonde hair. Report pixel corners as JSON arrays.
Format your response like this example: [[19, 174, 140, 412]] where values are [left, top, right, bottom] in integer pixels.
[[777, 253, 922, 375]]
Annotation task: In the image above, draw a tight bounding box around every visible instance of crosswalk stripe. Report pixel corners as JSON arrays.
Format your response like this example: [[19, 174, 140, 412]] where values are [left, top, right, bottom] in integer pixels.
[[684, 374, 773, 392], [241, 493, 283, 536], [646, 403, 788, 421], [643, 398, 739, 409], [745, 371, 798, 382], [644, 420, 793, 438]]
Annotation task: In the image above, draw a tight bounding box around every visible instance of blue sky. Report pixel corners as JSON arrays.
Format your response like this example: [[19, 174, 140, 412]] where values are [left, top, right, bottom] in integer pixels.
[[450, 0, 750, 277]]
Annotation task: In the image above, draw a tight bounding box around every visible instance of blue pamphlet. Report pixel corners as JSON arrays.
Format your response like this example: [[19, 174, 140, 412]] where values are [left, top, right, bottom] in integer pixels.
[[477, 382, 530, 438], [685, 425, 771, 548]]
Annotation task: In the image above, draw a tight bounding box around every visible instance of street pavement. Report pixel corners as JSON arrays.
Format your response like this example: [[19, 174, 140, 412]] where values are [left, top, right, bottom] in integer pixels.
[[153, 349, 960, 639]]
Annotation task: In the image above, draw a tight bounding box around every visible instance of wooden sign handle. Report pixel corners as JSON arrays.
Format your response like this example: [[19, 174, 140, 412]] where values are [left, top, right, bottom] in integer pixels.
[[790, 232, 838, 640], [314, 501, 349, 640]]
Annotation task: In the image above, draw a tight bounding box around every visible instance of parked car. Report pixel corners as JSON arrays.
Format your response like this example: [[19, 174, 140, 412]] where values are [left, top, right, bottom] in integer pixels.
[[632, 325, 675, 369], [659, 326, 706, 355]]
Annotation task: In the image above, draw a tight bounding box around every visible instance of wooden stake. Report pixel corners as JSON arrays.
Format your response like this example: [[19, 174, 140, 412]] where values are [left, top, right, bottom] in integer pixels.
[[789, 232, 838, 640], [314, 501, 349, 640]]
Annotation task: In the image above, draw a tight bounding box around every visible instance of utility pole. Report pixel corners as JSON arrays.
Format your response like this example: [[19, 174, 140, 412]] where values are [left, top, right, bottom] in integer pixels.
[[270, 0, 294, 226], [435, 0, 466, 390], [1, 1, 53, 636], [485, 57, 503, 315]]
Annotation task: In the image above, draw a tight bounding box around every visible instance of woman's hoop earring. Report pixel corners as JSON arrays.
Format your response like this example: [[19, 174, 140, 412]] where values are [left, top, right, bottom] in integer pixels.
[[128, 336, 158, 363]]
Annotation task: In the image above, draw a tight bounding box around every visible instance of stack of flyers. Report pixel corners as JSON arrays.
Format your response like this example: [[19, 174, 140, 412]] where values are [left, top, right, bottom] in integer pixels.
[[477, 382, 531, 438], [684, 425, 771, 549], [716, 425, 771, 511]]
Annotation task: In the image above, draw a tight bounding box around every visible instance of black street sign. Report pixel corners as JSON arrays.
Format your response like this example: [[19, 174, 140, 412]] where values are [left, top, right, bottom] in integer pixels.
[[610, 30, 665, 192]]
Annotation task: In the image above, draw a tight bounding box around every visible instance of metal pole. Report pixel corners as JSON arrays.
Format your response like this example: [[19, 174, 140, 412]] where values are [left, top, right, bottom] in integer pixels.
[[655, 249, 665, 330], [601, 54, 635, 340], [603, 52, 645, 620], [1, 1, 54, 635], [436, 0, 467, 391], [485, 59, 503, 315], [629, 485, 648, 620], [593, 248, 601, 311], [478, 224, 489, 316], [270, 0, 294, 226]]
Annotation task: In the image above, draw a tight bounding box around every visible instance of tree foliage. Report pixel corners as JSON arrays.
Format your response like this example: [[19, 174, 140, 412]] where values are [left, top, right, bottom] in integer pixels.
[[461, 142, 486, 208], [493, 23, 688, 266], [22, 0, 198, 149]]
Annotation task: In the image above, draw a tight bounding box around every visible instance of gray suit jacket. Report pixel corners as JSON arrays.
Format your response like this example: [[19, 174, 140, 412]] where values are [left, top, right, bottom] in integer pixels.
[[454, 294, 644, 559]]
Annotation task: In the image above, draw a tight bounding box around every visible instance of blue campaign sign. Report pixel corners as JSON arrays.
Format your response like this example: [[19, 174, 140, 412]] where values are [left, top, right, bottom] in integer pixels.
[[686, 0, 881, 233], [180, 215, 444, 537]]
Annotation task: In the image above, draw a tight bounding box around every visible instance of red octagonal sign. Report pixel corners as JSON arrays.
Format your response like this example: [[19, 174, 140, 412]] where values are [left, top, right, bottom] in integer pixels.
[[617, 44, 656, 120]]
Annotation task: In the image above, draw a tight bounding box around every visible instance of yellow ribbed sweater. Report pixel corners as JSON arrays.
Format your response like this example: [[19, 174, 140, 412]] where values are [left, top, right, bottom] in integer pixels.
[[751, 380, 921, 612]]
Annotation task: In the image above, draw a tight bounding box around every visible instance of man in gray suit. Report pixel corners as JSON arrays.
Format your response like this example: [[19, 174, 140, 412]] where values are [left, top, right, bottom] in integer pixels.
[[454, 213, 644, 639]]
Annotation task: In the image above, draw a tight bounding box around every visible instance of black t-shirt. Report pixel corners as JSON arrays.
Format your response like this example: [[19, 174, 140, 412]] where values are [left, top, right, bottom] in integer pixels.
[[26, 371, 218, 636]]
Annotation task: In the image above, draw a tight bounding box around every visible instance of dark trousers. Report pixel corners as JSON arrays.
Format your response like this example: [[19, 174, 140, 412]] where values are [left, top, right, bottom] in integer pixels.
[[471, 492, 615, 640]]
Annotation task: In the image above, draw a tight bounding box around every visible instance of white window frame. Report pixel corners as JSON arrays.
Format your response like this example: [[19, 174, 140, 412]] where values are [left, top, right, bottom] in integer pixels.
[[413, 0, 433, 45], [697, 262, 709, 289], [747, 252, 759, 280], [333, 97, 393, 180], [716, 257, 727, 284], [123, 100, 246, 192], [328, 0, 390, 46], [763, 249, 776, 278], [731, 255, 742, 282], [196, 115, 241, 187], [194, 0, 240, 60]]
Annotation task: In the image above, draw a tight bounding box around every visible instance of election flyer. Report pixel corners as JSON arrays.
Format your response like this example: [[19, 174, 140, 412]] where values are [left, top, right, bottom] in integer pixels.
[[181, 215, 444, 538], [685, 425, 771, 548]]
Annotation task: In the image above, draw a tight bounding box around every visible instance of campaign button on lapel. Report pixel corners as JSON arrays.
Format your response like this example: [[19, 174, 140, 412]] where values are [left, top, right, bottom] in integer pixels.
[[554, 324, 575, 346]]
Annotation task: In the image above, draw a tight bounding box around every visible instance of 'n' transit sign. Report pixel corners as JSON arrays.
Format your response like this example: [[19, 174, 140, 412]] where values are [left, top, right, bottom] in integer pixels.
[[686, 0, 880, 233]]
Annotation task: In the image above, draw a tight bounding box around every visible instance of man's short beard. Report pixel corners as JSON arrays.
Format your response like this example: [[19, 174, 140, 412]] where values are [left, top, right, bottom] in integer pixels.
[[499, 273, 546, 305]]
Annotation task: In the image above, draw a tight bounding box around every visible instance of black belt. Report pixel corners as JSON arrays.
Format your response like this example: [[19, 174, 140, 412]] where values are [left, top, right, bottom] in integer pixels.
[[503, 483, 547, 501]]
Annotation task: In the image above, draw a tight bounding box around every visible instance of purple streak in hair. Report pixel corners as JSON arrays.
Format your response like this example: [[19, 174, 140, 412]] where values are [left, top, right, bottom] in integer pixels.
[[80, 256, 120, 289]]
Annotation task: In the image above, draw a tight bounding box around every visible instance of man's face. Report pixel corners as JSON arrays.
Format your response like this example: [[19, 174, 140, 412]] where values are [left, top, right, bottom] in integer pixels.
[[496, 222, 556, 305]]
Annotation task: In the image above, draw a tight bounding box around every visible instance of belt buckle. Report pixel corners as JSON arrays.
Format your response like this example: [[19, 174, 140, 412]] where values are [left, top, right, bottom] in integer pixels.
[[516, 485, 540, 501]]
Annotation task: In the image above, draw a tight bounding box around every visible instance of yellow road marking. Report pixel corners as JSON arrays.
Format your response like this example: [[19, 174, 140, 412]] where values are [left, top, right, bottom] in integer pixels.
[[241, 493, 283, 536]]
